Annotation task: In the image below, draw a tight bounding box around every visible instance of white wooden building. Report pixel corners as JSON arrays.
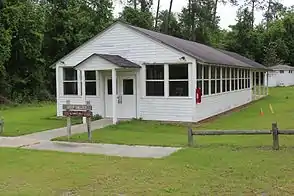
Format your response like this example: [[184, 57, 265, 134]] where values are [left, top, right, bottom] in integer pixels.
[[266, 64, 294, 87], [51, 21, 269, 124]]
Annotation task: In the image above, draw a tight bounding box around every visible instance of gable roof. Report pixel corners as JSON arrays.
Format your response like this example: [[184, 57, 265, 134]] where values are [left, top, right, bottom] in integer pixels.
[[219, 49, 268, 70], [125, 24, 253, 68], [270, 64, 294, 71], [74, 53, 141, 69], [51, 21, 266, 70]]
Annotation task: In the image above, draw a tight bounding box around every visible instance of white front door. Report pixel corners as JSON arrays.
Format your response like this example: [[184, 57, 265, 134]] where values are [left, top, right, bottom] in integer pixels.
[[105, 75, 137, 118]]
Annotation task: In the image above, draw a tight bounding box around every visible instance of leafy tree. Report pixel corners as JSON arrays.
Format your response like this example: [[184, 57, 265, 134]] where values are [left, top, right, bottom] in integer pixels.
[[119, 6, 153, 29]]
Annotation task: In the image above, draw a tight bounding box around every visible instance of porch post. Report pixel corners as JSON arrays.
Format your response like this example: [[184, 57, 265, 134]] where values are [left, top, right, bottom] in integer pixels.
[[253, 71, 256, 100], [263, 72, 266, 96], [258, 71, 261, 98], [112, 68, 117, 124], [82, 70, 87, 124], [266, 71, 269, 95]]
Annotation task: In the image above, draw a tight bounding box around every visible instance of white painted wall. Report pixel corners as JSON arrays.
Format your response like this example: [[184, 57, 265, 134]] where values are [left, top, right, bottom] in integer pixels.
[[267, 70, 294, 87], [56, 23, 195, 121], [75, 55, 119, 70], [194, 89, 252, 121], [55, 22, 258, 123]]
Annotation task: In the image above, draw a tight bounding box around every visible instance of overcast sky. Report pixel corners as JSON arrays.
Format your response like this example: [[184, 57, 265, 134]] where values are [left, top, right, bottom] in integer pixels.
[[114, 0, 293, 29]]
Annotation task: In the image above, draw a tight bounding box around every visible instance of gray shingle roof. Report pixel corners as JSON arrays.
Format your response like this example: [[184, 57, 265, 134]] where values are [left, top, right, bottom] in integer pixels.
[[270, 64, 294, 71], [219, 49, 268, 70], [75, 53, 141, 68], [124, 24, 259, 69]]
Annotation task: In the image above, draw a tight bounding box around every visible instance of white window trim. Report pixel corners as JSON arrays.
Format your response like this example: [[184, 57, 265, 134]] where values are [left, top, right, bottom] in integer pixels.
[[63, 67, 79, 96], [168, 64, 189, 97], [84, 70, 99, 97], [145, 64, 165, 97]]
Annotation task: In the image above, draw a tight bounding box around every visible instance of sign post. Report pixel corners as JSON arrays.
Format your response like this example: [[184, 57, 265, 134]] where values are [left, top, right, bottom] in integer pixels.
[[62, 100, 93, 141]]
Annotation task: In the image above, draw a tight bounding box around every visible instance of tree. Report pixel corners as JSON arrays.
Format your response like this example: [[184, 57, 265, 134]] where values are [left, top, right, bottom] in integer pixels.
[[154, 0, 160, 29], [119, 6, 153, 29], [158, 10, 181, 37], [165, 0, 173, 33], [263, 41, 283, 66], [242, 0, 263, 28], [212, 0, 237, 26], [263, 0, 286, 28]]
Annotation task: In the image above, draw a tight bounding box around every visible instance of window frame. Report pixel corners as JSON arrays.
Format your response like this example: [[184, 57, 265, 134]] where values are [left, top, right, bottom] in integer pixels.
[[85, 70, 98, 96], [63, 67, 78, 96], [168, 64, 189, 97], [145, 64, 165, 97]]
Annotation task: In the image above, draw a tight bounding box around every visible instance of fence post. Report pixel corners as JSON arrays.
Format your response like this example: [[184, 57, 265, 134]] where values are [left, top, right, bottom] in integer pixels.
[[188, 127, 193, 146], [66, 100, 71, 140], [272, 122, 279, 150], [0, 118, 3, 134]]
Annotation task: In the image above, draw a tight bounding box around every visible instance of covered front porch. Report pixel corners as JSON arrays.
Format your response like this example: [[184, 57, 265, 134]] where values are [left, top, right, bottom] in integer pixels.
[[252, 71, 269, 100], [74, 53, 141, 124]]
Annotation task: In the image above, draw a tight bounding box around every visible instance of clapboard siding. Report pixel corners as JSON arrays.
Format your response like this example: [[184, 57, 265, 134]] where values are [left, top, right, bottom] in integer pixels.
[[57, 97, 103, 117], [267, 71, 294, 87], [57, 23, 194, 68], [194, 89, 252, 122], [139, 98, 193, 122]]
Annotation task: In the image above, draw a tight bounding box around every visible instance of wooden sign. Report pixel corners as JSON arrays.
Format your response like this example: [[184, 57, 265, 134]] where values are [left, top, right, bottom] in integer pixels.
[[63, 110, 93, 117], [62, 104, 92, 111], [63, 100, 93, 141]]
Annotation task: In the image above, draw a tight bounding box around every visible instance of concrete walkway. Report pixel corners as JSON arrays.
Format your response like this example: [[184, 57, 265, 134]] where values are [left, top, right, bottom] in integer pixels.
[[23, 141, 181, 158], [0, 119, 181, 158]]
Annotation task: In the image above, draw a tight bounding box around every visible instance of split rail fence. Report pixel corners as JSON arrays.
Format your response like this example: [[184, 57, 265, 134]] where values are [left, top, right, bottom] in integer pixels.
[[188, 122, 294, 150]]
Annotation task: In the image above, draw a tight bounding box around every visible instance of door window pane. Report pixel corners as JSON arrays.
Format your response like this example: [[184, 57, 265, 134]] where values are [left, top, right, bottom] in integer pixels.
[[123, 79, 134, 95], [107, 79, 112, 95]]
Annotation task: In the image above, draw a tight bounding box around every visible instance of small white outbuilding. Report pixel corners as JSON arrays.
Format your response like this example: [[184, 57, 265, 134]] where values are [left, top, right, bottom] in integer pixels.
[[267, 64, 294, 87], [51, 21, 269, 124]]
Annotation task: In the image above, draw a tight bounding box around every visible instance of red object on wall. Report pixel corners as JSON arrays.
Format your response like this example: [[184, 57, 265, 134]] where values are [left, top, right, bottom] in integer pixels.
[[196, 88, 202, 104]]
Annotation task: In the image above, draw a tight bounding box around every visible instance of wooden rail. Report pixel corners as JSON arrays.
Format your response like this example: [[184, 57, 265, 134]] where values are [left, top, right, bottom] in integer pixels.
[[188, 123, 294, 150]]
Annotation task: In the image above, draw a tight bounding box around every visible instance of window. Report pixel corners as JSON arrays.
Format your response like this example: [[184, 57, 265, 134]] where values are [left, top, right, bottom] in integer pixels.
[[123, 79, 134, 95], [169, 64, 188, 96], [289, 70, 293, 73], [216, 67, 221, 93], [234, 68, 238, 90], [63, 68, 78, 95], [107, 79, 113, 95], [222, 67, 226, 92], [231, 68, 235, 91], [146, 65, 164, 96], [226, 68, 231, 92], [85, 71, 97, 95], [210, 66, 216, 94], [280, 70, 284, 73], [196, 64, 203, 94]]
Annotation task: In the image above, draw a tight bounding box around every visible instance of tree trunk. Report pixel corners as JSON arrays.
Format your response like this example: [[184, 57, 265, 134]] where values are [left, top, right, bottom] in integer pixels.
[[165, 0, 173, 34], [213, 0, 218, 25], [188, 0, 192, 39], [191, 0, 196, 41], [251, 0, 255, 28], [134, 0, 137, 10], [155, 0, 161, 29], [266, 0, 271, 29]]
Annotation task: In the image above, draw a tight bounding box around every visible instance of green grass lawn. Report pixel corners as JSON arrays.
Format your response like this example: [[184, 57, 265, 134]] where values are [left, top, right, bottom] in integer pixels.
[[1, 147, 294, 195], [55, 86, 294, 147], [2, 87, 294, 195], [0, 103, 81, 136]]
